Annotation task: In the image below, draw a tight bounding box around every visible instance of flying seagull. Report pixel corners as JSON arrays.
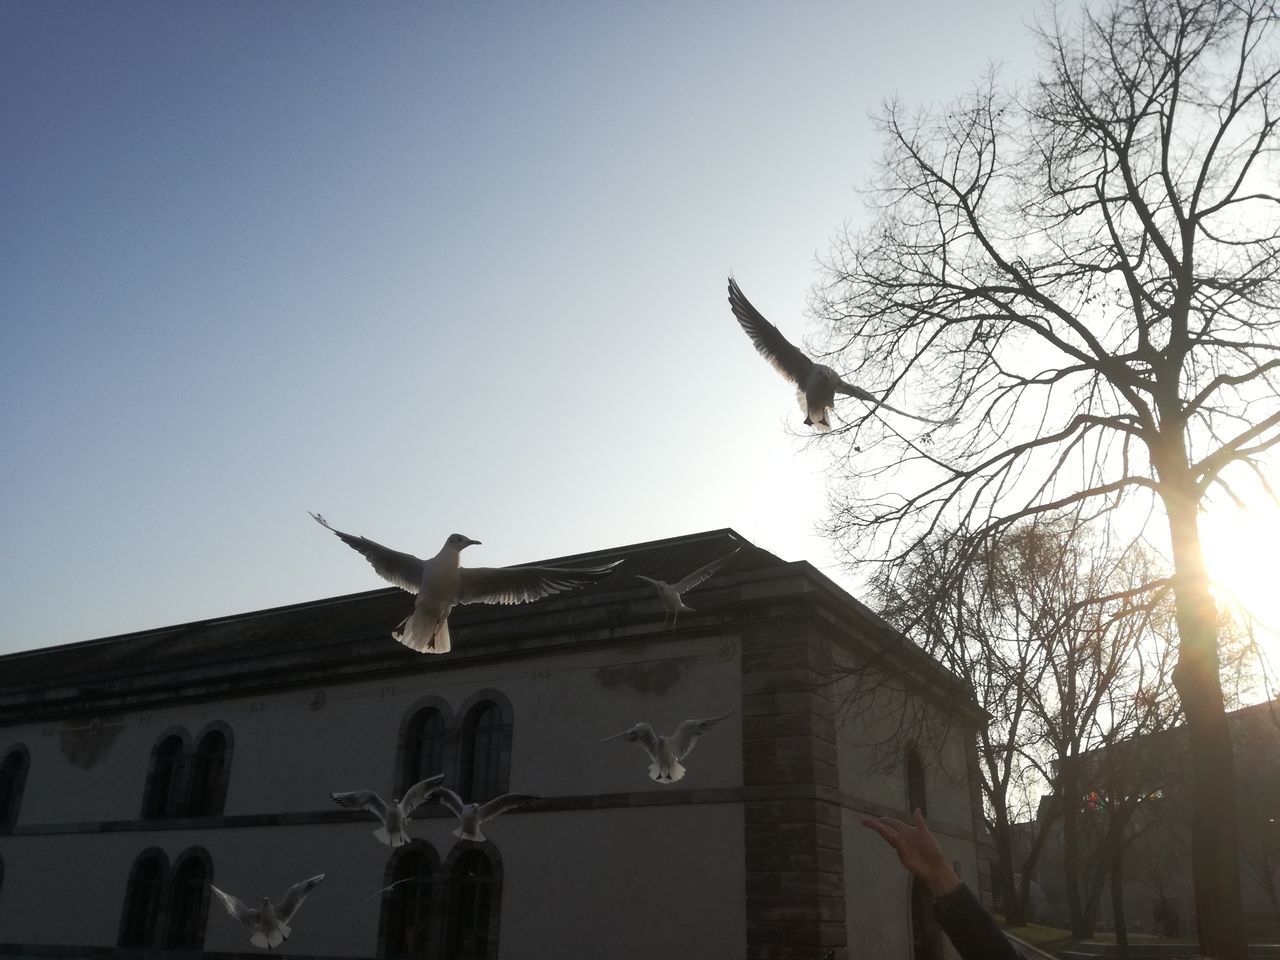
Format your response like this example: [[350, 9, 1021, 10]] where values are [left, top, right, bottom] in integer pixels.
[[329, 773, 446, 847], [310, 514, 623, 653], [601, 712, 733, 784], [728, 277, 953, 432], [430, 786, 540, 842], [209, 874, 325, 950], [636, 547, 740, 629]]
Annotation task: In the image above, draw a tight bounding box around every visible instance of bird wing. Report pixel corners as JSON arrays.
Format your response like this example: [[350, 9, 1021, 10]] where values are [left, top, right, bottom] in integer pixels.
[[310, 513, 425, 593], [728, 278, 814, 387], [670, 712, 733, 760], [601, 723, 660, 761], [399, 773, 447, 816], [430, 785, 468, 819], [457, 560, 623, 605], [276, 874, 325, 923], [329, 790, 388, 821], [210, 885, 257, 926], [477, 793, 540, 824], [833, 380, 956, 426], [673, 547, 741, 595]]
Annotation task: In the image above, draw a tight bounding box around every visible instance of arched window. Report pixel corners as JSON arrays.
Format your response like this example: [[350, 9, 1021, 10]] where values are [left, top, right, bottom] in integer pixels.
[[167, 849, 211, 949], [120, 850, 168, 948], [144, 733, 188, 819], [403, 707, 449, 793], [0, 747, 30, 830], [188, 728, 231, 817], [445, 850, 499, 960], [457, 701, 509, 803], [906, 746, 928, 816], [383, 845, 436, 957]]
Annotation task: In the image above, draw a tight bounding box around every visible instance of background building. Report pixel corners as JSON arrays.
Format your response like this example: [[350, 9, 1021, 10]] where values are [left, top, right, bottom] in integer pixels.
[[0, 530, 988, 960]]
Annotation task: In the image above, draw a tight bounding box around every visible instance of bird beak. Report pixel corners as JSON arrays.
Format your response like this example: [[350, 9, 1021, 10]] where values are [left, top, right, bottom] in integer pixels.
[[465, 538, 482, 547]]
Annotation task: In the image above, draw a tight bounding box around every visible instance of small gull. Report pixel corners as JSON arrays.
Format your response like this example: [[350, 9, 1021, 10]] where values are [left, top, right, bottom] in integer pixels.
[[430, 786, 540, 842], [329, 773, 446, 847], [310, 514, 623, 653], [601, 712, 733, 783], [209, 874, 325, 950], [636, 547, 740, 629], [728, 277, 953, 432]]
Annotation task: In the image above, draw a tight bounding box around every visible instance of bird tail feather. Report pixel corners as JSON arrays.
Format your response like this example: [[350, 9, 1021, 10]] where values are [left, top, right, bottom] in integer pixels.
[[373, 825, 393, 846], [649, 760, 687, 783], [393, 615, 451, 654], [251, 932, 269, 949]]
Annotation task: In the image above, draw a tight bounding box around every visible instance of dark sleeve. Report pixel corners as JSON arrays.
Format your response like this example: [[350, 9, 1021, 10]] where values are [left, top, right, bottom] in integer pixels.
[[933, 883, 1021, 960]]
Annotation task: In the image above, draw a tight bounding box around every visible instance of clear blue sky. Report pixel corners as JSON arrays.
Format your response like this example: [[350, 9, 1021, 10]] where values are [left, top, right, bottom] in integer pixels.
[[0, 1, 1037, 654]]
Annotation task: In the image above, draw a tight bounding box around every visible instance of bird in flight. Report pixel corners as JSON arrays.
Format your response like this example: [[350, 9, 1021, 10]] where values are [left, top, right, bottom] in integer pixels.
[[430, 786, 540, 843], [310, 514, 623, 653], [636, 547, 740, 629], [728, 277, 953, 432], [209, 874, 326, 950], [329, 773, 445, 847], [601, 712, 733, 783]]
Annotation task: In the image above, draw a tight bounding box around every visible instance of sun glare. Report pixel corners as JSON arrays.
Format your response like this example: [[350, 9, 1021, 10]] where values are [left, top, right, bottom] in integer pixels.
[[1199, 504, 1280, 670]]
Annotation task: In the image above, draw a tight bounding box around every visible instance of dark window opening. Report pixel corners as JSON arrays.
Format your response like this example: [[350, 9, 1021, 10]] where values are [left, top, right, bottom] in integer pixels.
[[458, 703, 505, 803], [403, 708, 448, 793], [385, 849, 433, 957], [446, 851, 496, 960], [166, 853, 210, 949], [189, 731, 229, 817], [0, 748, 29, 829], [145, 735, 187, 819], [120, 855, 167, 948], [906, 747, 928, 816]]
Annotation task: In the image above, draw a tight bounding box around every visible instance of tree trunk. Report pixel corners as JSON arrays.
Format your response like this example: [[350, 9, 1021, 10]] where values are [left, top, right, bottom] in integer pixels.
[[1111, 834, 1129, 960], [991, 806, 1026, 926], [1159, 469, 1247, 960], [1061, 765, 1090, 938]]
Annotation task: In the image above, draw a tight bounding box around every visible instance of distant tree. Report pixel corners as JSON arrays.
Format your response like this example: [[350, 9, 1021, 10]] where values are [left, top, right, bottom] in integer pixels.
[[815, 1, 1279, 953]]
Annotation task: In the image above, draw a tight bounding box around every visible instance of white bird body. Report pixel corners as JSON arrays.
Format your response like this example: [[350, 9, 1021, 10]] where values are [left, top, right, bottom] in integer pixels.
[[602, 712, 733, 783], [431, 786, 539, 843], [310, 515, 624, 654], [636, 547, 740, 629], [210, 874, 325, 950], [728, 277, 954, 431], [330, 774, 445, 847]]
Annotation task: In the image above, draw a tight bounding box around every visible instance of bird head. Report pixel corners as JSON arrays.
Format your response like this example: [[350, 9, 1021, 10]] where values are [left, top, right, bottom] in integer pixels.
[[445, 534, 481, 551], [261, 897, 271, 907]]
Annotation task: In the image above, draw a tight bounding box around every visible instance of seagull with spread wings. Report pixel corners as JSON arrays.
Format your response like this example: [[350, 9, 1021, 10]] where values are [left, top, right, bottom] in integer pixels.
[[430, 786, 540, 843], [329, 773, 445, 847], [601, 712, 733, 784], [728, 277, 953, 432], [209, 874, 325, 950], [636, 547, 740, 629], [310, 514, 623, 653]]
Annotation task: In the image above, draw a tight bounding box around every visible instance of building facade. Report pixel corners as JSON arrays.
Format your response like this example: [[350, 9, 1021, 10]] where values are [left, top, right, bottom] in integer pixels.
[[0, 530, 987, 960]]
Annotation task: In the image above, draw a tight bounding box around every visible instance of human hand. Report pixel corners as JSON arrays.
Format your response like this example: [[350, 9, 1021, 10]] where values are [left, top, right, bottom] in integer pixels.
[[860, 808, 961, 896]]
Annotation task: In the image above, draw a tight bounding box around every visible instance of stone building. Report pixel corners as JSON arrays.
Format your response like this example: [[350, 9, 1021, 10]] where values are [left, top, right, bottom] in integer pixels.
[[0, 529, 988, 960]]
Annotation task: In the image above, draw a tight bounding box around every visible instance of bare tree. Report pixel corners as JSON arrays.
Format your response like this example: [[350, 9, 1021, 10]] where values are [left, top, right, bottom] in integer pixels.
[[814, 1, 1279, 953]]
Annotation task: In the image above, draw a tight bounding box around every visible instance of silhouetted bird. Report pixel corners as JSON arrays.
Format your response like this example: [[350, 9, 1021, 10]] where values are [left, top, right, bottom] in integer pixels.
[[329, 773, 446, 847], [209, 874, 325, 950], [636, 547, 740, 629], [602, 712, 733, 783], [728, 277, 953, 431], [310, 514, 622, 653], [430, 786, 540, 842]]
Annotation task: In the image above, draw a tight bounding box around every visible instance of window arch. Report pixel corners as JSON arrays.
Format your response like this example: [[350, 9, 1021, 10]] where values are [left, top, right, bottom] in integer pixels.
[[167, 848, 212, 949], [445, 849, 500, 960], [455, 694, 511, 803], [143, 731, 190, 819], [401, 705, 450, 796], [119, 849, 169, 948], [188, 726, 232, 817], [0, 745, 30, 830], [381, 843, 438, 957]]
